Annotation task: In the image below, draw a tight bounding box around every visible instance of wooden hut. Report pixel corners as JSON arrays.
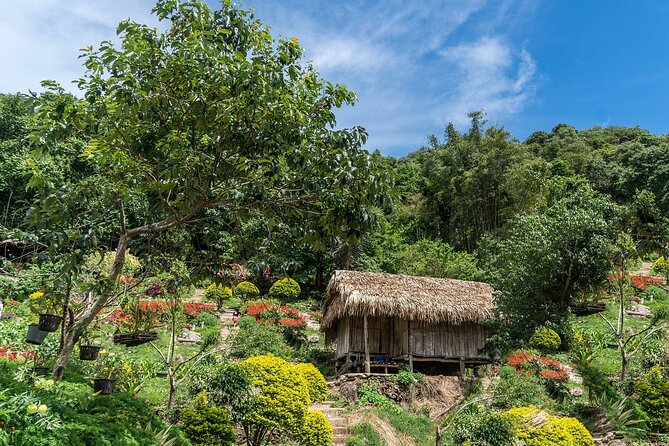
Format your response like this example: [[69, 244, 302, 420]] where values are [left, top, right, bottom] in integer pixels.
[[322, 270, 494, 375]]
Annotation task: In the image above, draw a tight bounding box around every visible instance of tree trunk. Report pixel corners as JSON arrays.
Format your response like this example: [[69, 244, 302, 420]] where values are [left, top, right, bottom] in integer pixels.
[[52, 326, 76, 380], [620, 351, 629, 381], [167, 370, 177, 410], [52, 233, 128, 380]]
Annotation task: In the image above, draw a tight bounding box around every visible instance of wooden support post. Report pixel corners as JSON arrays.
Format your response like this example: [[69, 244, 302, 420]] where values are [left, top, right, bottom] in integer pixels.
[[459, 357, 465, 377], [364, 314, 371, 374], [408, 320, 414, 373]]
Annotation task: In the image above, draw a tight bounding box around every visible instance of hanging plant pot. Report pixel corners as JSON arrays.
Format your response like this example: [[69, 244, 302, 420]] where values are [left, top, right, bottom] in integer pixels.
[[113, 331, 158, 347], [93, 378, 115, 395], [155, 371, 168, 379], [32, 367, 50, 377], [38, 314, 63, 332], [25, 324, 49, 345], [79, 345, 101, 361]]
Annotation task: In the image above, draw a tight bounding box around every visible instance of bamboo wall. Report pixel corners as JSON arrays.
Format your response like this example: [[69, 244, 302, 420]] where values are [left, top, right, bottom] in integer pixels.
[[334, 316, 487, 360]]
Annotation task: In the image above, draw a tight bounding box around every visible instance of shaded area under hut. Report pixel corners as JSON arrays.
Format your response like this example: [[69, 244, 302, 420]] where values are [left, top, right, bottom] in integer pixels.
[[322, 270, 494, 376]]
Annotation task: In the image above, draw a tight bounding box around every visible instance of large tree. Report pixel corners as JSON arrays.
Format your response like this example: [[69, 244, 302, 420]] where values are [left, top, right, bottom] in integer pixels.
[[27, 0, 387, 379]]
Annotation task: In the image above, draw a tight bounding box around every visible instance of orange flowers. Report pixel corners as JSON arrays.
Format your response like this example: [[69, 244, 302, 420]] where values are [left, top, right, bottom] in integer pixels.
[[506, 351, 569, 382]]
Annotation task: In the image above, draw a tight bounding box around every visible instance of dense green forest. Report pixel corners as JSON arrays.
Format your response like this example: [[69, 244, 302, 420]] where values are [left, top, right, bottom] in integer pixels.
[[1, 1, 669, 445]]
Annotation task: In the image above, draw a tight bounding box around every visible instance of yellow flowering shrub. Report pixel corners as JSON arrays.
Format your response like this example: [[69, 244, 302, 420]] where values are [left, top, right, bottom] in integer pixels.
[[501, 406, 594, 446], [239, 354, 310, 433], [203, 283, 232, 309], [293, 363, 328, 402], [293, 410, 333, 446]]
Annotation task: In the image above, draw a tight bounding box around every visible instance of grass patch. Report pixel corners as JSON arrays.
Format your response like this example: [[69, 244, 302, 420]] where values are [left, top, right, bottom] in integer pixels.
[[346, 423, 386, 446], [377, 406, 434, 446]]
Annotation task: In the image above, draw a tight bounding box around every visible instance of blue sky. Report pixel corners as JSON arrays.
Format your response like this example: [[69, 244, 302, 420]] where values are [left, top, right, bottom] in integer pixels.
[[1, 1, 668, 157]]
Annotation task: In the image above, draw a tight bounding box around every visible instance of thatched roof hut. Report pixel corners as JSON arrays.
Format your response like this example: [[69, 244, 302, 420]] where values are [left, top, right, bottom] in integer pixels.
[[322, 270, 495, 375]]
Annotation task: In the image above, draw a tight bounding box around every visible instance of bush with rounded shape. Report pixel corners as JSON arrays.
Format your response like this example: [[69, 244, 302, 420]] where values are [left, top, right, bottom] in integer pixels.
[[239, 354, 311, 436], [234, 281, 260, 301], [203, 283, 232, 309], [180, 392, 235, 446], [238, 315, 256, 330], [450, 410, 516, 446], [501, 406, 594, 446], [294, 410, 333, 446], [528, 327, 561, 351], [293, 363, 328, 402], [493, 374, 554, 410], [269, 278, 301, 301]]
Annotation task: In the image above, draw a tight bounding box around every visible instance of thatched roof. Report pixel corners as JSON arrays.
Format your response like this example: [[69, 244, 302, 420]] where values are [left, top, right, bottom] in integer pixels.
[[322, 270, 494, 329]]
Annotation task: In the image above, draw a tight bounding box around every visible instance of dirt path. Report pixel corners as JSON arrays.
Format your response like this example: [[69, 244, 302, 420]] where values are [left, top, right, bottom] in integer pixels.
[[633, 261, 654, 276]]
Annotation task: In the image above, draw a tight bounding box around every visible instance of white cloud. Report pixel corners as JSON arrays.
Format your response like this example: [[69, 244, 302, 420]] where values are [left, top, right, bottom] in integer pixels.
[[436, 37, 537, 126], [0, 0, 156, 93], [309, 38, 392, 74]]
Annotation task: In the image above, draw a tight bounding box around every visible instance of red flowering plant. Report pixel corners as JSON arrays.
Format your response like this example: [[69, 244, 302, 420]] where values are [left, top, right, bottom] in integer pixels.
[[630, 275, 664, 292], [109, 299, 167, 333], [506, 351, 570, 399], [183, 302, 215, 319], [244, 300, 307, 347], [0, 345, 35, 363]]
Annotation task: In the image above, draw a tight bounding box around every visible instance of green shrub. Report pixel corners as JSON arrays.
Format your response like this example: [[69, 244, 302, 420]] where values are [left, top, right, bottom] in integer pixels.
[[234, 281, 260, 301], [492, 373, 554, 410], [180, 393, 235, 446], [203, 283, 232, 309], [346, 423, 384, 446], [238, 315, 256, 329], [450, 410, 516, 446], [643, 285, 668, 301], [633, 366, 669, 432], [269, 278, 301, 301], [293, 363, 328, 402], [187, 363, 255, 424], [294, 410, 333, 446], [501, 406, 594, 446], [498, 365, 516, 379], [193, 311, 220, 328], [231, 319, 291, 358], [528, 327, 561, 351]]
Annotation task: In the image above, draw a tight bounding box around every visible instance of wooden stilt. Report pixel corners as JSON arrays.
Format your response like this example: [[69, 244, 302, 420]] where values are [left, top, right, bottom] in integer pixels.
[[364, 315, 370, 374], [459, 357, 465, 377], [408, 320, 414, 373]]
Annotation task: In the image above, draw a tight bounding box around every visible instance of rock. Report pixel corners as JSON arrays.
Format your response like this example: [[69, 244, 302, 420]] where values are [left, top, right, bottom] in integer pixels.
[[570, 387, 583, 397], [308, 334, 320, 343], [339, 382, 358, 402], [177, 328, 202, 344]]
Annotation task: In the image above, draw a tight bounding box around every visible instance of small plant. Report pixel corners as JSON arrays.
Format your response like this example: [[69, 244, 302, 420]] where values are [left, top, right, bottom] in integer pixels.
[[528, 327, 561, 351], [633, 366, 669, 433], [233, 281, 260, 301], [269, 278, 301, 301], [179, 392, 235, 446]]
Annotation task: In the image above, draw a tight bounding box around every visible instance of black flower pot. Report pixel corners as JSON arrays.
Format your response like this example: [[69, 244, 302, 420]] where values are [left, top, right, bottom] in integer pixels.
[[93, 378, 115, 395], [25, 324, 49, 345], [32, 367, 50, 377], [38, 314, 63, 332], [156, 371, 168, 379], [79, 345, 101, 361]]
